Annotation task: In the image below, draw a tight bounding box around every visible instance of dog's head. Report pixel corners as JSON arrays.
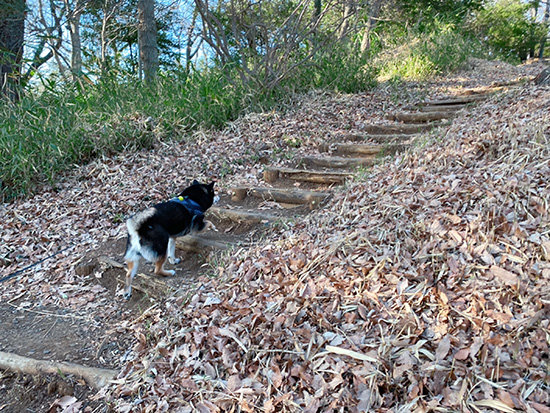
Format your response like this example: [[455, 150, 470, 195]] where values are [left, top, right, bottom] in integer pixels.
[[178, 180, 217, 211]]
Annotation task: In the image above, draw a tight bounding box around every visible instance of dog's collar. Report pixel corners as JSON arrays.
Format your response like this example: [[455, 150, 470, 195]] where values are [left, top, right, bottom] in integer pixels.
[[171, 196, 204, 216]]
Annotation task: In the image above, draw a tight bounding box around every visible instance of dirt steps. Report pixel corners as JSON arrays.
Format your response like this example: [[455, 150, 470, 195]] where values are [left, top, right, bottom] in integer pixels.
[[264, 166, 351, 185], [129, 89, 495, 278], [190, 89, 496, 255], [299, 155, 376, 169], [185, 88, 497, 257], [229, 186, 332, 207]]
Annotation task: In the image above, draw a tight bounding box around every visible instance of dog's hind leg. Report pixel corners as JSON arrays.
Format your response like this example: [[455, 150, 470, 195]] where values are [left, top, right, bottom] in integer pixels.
[[124, 258, 139, 299], [154, 256, 175, 277], [167, 237, 180, 265]]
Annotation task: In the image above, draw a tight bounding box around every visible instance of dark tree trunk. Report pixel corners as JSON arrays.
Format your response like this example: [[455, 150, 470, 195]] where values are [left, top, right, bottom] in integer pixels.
[[138, 0, 158, 83], [539, 0, 550, 59], [314, 0, 322, 22], [0, 0, 26, 102]]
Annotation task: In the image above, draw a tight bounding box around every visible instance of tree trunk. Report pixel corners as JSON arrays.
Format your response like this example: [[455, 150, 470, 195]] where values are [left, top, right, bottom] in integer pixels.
[[65, 0, 84, 81], [338, 0, 355, 41], [185, 5, 199, 72], [100, 4, 109, 76], [360, 0, 382, 56], [314, 0, 322, 20], [539, 0, 550, 59], [0, 0, 26, 102], [138, 0, 158, 83]]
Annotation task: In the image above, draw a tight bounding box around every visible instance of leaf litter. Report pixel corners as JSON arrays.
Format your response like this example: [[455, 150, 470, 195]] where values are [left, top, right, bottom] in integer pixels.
[[98, 61, 548, 411], [0, 59, 548, 411]]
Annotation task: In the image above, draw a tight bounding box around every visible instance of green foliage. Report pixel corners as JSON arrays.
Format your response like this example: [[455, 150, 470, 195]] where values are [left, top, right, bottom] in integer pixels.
[[0, 68, 246, 200], [289, 47, 377, 94], [377, 24, 487, 81], [3, 0, 543, 200], [394, 0, 484, 31], [469, 0, 547, 61]]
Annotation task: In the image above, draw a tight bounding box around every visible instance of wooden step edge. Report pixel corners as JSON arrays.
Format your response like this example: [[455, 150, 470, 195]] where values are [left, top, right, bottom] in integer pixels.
[[264, 166, 350, 184], [402, 104, 468, 112], [208, 206, 280, 224], [361, 122, 443, 135], [387, 111, 455, 123], [230, 186, 331, 208], [422, 94, 489, 106], [415, 105, 469, 112], [300, 155, 376, 169], [176, 234, 232, 252], [116, 272, 173, 299], [337, 133, 417, 143], [318, 143, 381, 155], [319, 142, 407, 156]]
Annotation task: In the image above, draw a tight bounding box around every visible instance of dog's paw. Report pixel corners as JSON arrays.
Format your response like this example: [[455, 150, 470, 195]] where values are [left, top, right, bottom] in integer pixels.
[[164, 269, 176, 276], [168, 257, 181, 265], [206, 220, 218, 232]]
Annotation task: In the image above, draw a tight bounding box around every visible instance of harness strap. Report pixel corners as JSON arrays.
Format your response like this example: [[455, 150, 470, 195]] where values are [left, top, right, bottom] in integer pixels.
[[171, 196, 204, 224]]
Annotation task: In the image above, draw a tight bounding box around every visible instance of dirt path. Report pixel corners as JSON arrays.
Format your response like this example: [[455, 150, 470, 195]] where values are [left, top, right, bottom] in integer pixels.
[[0, 59, 544, 411]]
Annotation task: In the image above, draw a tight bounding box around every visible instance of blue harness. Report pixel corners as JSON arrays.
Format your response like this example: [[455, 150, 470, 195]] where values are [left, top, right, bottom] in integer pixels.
[[171, 196, 204, 227]]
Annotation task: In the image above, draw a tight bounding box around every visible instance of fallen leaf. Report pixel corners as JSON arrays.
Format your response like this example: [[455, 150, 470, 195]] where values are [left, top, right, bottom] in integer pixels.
[[489, 265, 518, 286]]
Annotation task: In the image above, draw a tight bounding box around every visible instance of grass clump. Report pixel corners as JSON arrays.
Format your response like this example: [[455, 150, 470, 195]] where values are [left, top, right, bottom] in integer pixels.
[[0, 68, 248, 200], [377, 23, 488, 81]]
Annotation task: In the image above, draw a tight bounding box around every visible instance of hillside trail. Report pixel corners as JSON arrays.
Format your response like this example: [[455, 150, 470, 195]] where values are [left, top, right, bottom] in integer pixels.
[[0, 59, 545, 411]]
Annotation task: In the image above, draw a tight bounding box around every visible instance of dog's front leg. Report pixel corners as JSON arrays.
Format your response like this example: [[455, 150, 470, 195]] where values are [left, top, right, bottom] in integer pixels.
[[124, 259, 139, 299], [167, 237, 180, 264], [202, 220, 218, 232]]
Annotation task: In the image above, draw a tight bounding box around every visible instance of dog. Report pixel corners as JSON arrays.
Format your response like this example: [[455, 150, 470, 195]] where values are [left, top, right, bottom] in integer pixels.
[[123, 180, 218, 299]]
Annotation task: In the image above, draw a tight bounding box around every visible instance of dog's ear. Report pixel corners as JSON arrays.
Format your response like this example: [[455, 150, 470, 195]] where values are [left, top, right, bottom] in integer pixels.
[[192, 179, 199, 185]]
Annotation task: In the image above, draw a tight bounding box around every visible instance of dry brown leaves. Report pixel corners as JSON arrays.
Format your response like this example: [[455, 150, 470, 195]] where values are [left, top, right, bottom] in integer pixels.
[[98, 62, 550, 411]]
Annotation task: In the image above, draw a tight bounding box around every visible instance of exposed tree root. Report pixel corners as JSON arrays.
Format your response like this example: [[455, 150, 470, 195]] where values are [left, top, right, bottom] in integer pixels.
[[0, 351, 117, 389]]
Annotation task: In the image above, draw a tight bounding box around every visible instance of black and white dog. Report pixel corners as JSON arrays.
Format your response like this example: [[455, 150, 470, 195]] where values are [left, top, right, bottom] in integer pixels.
[[123, 180, 218, 299]]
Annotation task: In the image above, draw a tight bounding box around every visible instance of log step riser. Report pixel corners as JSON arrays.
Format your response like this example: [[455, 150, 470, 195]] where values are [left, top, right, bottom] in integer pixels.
[[361, 123, 442, 135], [176, 235, 230, 252], [208, 207, 279, 224], [264, 167, 350, 185], [300, 156, 376, 169], [388, 112, 454, 123], [231, 187, 331, 207]]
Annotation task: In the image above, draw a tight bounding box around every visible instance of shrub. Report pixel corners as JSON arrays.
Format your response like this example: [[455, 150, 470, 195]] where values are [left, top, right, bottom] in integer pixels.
[[377, 23, 487, 81], [0, 68, 247, 200], [469, 0, 546, 61]]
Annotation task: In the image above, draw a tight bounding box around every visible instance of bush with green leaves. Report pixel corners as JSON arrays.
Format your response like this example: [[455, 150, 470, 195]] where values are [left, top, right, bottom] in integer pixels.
[[0, 68, 247, 200], [377, 23, 488, 81], [469, 0, 546, 61]]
